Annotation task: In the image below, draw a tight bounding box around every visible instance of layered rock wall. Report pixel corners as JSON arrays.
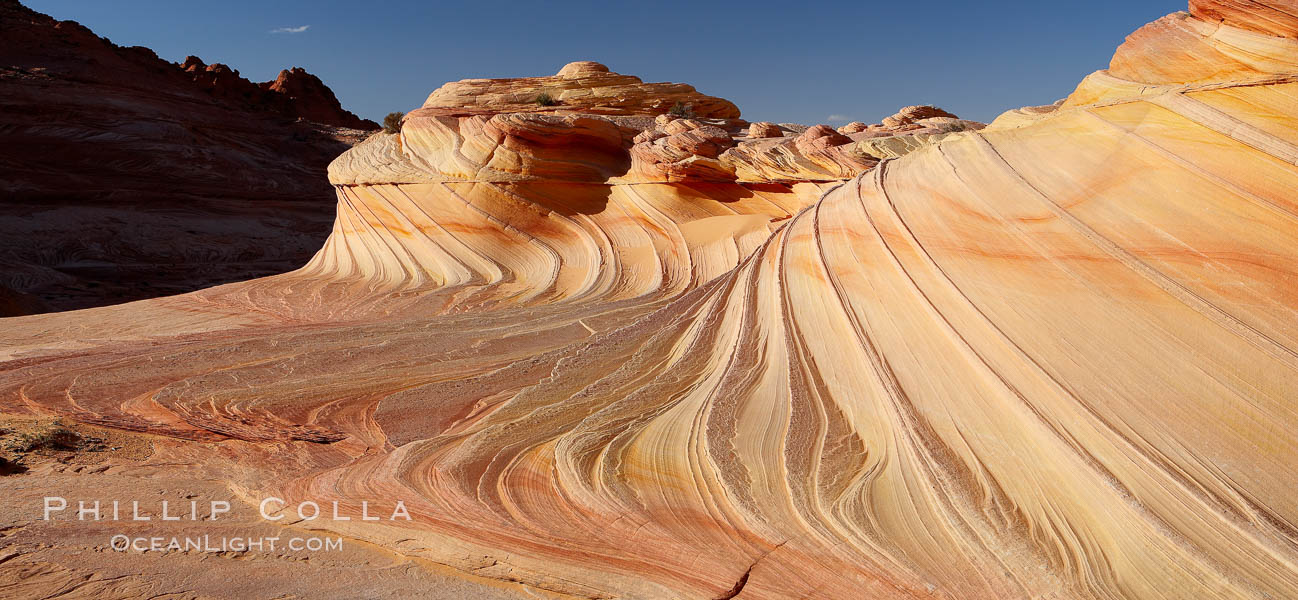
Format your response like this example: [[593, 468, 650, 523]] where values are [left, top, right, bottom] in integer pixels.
[[0, 0, 376, 312]]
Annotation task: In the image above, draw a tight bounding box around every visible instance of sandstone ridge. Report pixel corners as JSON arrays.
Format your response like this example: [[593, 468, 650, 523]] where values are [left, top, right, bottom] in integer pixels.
[[182, 56, 377, 130], [336, 62, 979, 186], [423, 60, 741, 118]]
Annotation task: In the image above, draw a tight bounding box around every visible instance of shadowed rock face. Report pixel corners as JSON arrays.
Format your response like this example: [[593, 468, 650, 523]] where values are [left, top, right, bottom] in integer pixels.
[[3, 2, 1298, 599], [179, 56, 378, 130], [263, 67, 378, 129], [0, 0, 376, 313]]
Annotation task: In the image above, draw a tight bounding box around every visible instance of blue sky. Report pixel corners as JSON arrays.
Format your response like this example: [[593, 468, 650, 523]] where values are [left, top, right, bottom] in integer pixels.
[[25, 0, 1185, 125]]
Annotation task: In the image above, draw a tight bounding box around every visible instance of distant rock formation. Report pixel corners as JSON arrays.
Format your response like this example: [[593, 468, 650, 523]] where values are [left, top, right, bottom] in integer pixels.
[[423, 60, 742, 118], [352, 60, 977, 187], [0, 0, 377, 313], [748, 121, 784, 138], [715, 106, 983, 182], [181, 56, 377, 130], [264, 67, 376, 129]]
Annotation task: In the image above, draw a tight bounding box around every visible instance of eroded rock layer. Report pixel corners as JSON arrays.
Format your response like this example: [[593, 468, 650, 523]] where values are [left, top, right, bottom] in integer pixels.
[[423, 61, 741, 118], [0, 0, 375, 313], [1, 3, 1297, 599]]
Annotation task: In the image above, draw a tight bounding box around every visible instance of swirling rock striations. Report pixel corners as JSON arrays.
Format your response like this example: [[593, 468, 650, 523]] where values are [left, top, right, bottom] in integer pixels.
[[2, 2, 1297, 599], [318, 63, 847, 311], [1189, 0, 1298, 37]]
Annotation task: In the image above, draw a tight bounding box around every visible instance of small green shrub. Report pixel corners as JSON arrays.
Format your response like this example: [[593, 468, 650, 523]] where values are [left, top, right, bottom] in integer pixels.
[[932, 120, 968, 134], [668, 102, 695, 119], [382, 112, 405, 134], [8, 424, 82, 453], [535, 92, 558, 107]]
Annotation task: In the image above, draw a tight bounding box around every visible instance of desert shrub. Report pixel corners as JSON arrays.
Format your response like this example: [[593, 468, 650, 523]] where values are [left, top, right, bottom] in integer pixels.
[[382, 112, 405, 134], [535, 92, 558, 107], [668, 102, 695, 119], [932, 121, 968, 134], [8, 424, 82, 453]]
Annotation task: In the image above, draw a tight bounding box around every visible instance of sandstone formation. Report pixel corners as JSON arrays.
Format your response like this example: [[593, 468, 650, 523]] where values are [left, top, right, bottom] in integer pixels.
[[747, 121, 785, 138], [716, 107, 985, 182], [629, 118, 740, 181], [1188, 0, 1298, 36], [424, 61, 741, 118], [340, 62, 966, 187], [0, 0, 376, 313], [263, 67, 377, 129], [721, 123, 875, 182], [837, 120, 870, 134], [3, 2, 1296, 599], [181, 56, 377, 130], [882, 104, 958, 127]]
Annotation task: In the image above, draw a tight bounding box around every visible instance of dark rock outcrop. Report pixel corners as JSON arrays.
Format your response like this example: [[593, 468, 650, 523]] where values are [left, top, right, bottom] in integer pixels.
[[0, 0, 377, 312], [180, 56, 377, 130]]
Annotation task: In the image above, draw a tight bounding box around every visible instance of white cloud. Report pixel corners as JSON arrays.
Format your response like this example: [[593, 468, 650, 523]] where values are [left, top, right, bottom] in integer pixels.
[[826, 114, 851, 123], [270, 25, 310, 34]]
